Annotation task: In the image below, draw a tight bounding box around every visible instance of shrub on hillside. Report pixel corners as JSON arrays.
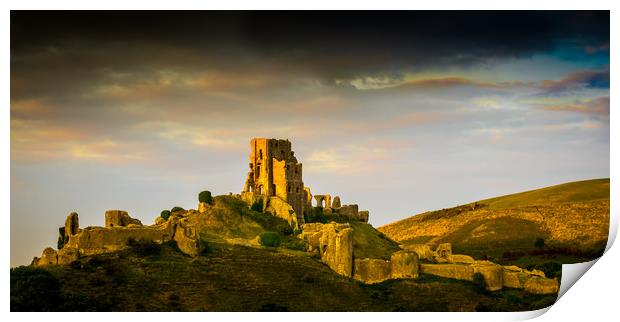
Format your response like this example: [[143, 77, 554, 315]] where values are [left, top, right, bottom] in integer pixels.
[[11, 266, 62, 311], [198, 238, 212, 255], [126, 238, 161, 256], [282, 238, 307, 251], [534, 237, 545, 249], [242, 207, 292, 235], [259, 232, 282, 247], [171, 206, 185, 213], [472, 272, 487, 293], [198, 191, 213, 205], [250, 198, 264, 212], [160, 210, 171, 221], [529, 261, 562, 278]]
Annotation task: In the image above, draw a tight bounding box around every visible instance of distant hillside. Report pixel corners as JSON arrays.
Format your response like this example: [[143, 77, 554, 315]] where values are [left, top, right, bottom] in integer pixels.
[[378, 179, 610, 262], [478, 178, 609, 210]]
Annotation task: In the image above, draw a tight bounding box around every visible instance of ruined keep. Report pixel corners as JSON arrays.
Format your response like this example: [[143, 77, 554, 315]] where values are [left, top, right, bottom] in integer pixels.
[[242, 138, 305, 224]]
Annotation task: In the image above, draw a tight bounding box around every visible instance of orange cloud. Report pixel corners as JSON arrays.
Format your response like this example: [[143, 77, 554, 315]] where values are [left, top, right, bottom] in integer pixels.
[[400, 77, 501, 89], [11, 99, 53, 119], [542, 96, 609, 115], [539, 68, 609, 92]]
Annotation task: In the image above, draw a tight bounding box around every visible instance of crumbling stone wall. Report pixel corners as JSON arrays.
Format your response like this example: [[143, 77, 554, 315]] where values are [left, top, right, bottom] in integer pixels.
[[64, 212, 79, 243], [339, 204, 359, 218], [417, 243, 558, 293], [303, 187, 313, 214], [105, 210, 143, 228], [299, 222, 354, 277], [314, 195, 326, 208], [358, 210, 369, 223], [331, 196, 341, 208]]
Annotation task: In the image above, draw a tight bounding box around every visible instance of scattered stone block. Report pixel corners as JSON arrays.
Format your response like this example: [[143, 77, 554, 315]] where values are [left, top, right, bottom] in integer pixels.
[[405, 244, 435, 261], [390, 251, 419, 279], [353, 258, 392, 284], [452, 254, 475, 264], [524, 276, 560, 294], [420, 263, 475, 281], [472, 261, 504, 291], [319, 223, 353, 277], [434, 243, 453, 263]]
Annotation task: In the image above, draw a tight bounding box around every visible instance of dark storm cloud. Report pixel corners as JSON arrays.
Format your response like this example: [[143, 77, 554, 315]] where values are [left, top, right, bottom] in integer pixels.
[[11, 11, 610, 81]]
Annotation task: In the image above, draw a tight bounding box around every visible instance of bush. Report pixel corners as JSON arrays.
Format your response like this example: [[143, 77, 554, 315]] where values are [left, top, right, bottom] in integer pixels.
[[11, 266, 62, 311], [198, 238, 212, 255], [472, 272, 487, 293], [534, 237, 545, 249], [532, 261, 562, 278], [250, 198, 264, 212], [198, 191, 213, 205], [126, 238, 161, 256], [160, 210, 171, 221], [259, 232, 282, 247], [282, 238, 307, 251], [242, 207, 292, 235], [171, 206, 184, 213]]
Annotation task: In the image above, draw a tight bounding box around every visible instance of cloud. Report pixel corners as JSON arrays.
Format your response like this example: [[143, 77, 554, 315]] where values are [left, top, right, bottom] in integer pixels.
[[584, 43, 609, 54], [11, 11, 610, 87], [539, 68, 609, 93], [69, 140, 147, 163], [541, 96, 610, 115], [305, 140, 414, 175]]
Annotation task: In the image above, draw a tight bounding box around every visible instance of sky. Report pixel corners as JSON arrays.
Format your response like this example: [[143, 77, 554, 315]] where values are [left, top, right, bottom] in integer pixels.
[[10, 11, 610, 266]]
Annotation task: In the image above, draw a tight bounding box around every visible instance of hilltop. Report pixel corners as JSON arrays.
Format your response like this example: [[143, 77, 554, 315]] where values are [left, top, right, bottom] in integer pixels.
[[378, 179, 610, 265], [11, 138, 570, 312], [11, 196, 556, 312]]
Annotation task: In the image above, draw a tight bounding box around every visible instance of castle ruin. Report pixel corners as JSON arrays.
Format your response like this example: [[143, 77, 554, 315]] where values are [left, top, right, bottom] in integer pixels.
[[29, 137, 559, 295], [241, 138, 370, 227], [242, 138, 305, 224]]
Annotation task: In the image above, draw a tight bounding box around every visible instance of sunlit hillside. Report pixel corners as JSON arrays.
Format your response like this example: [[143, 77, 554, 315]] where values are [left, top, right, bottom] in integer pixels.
[[378, 179, 610, 261]]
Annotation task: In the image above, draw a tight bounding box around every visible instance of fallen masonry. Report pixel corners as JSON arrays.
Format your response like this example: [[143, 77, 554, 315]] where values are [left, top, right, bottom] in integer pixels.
[[297, 223, 559, 294]]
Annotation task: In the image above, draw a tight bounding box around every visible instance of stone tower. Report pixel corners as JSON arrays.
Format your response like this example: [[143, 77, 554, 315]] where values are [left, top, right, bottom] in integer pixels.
[[243, 138, 305, 222]]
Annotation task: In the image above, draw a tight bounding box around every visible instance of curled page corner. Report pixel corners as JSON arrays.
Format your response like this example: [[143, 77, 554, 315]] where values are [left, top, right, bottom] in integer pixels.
[[557, 259, 599, 299], [552, 197, 617, 304]]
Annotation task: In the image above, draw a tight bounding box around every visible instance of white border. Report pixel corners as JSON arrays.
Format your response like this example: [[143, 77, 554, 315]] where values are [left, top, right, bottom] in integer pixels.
[[3, 1, 617, 321]]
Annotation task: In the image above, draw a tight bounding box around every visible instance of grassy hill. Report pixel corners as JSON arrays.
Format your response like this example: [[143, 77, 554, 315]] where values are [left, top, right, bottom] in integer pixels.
[[14, 194, 439, 312], [11, 241, 556, 312], [479, 178, 609, 210], [379, 179, 610, 265]]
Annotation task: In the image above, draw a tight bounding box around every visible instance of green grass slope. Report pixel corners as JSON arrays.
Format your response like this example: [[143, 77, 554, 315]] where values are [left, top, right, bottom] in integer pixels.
[[181, 195, 293, 244], [350, 222, 402, 260], [479, 178, 609, 210], [379, 179, 610, 264]]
